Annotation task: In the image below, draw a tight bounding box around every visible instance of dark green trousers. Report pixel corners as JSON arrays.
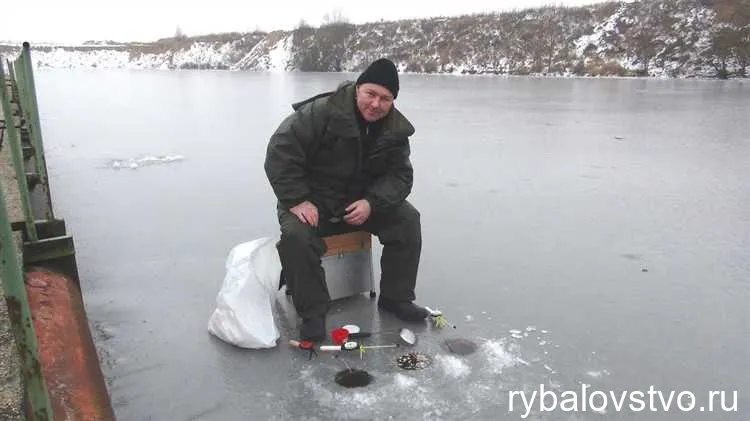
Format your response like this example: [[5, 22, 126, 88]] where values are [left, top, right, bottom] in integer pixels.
[[276, 201, 421, 319]]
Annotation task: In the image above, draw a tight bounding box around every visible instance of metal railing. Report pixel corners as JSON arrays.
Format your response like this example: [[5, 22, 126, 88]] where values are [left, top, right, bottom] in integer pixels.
[[9, 42, 54, 222], [1, 44, 55, 421]]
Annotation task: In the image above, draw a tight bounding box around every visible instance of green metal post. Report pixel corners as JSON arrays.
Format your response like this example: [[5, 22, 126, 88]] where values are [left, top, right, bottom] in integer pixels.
[[11, 56, 32, 151], [12, 56, 29, 122], [0, 154, 54, 421], [0, 60, 38, 241], [7, 60, 18, 104], [15, 48, 31, 122], [19, 43, 53, 220]]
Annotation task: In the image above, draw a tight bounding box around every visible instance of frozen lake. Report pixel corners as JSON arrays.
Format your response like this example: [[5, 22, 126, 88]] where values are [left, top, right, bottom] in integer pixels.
[[36, 69, 748, 420]]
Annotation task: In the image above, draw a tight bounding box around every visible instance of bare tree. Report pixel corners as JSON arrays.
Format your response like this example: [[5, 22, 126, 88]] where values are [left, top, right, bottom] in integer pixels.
[[736, 27, 749, 76], [322, 9, 349, 26], [710, 0, 750, 77], [296, 19, 311, 29], [538, 8, 565, 73], [618, 4, 663, 76], [704, 26, 734, 78]]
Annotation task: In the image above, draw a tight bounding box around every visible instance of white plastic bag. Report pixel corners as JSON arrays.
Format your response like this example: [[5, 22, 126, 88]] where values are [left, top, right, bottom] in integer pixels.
[[207, 236, 282, 348]]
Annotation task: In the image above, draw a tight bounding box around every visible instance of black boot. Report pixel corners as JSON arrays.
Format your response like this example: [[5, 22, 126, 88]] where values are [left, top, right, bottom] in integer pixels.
[[300, 315, 326, 342], [378, 296, 429, 322]]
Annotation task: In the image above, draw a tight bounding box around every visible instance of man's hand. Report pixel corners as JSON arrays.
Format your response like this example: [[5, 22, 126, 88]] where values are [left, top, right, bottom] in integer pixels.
[[343, 199, 371, 226], [290, 200, 319, 226]]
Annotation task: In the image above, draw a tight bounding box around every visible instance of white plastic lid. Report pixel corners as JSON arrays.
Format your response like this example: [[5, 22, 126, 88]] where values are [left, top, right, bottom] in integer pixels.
[[342, 324, 360, 334]]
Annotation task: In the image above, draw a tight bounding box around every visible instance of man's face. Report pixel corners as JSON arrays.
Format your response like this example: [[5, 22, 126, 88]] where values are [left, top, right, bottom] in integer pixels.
[[356, 83, 394, 122]]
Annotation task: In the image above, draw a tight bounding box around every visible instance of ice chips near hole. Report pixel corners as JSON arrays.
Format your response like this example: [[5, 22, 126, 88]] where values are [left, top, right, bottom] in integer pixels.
[[397, 352, 432, 370]]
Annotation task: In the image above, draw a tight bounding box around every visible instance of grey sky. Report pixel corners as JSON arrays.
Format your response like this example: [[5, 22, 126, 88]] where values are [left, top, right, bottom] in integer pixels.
[[2, 0, 606, 44]]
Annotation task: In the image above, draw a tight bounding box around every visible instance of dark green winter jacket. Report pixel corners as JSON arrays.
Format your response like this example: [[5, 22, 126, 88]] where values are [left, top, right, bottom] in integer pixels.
[[264, 81, 415, 219]]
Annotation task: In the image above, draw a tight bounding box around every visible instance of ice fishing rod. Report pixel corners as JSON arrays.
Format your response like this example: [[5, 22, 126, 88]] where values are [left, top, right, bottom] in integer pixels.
[[321, 341, 399, 360], [347, 327, 418, 345], [321, 342, 399, 352], [289, 339, 399, 360], [289, 339, 319, 360], [425, 306, 457, 329]]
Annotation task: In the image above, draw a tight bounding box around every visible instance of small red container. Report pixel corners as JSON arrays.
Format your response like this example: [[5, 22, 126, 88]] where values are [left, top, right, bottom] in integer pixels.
[[330, 327, 350, 345]]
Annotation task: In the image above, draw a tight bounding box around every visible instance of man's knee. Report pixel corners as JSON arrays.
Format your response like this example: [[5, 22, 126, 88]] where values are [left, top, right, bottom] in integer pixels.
[[278, 214, 320, 252], [399, 201, 420, 223], [377, 201, 421, 244], [399, 202, 421, 234], [281, 224, 310, 245], [406, 212, 422, 247]]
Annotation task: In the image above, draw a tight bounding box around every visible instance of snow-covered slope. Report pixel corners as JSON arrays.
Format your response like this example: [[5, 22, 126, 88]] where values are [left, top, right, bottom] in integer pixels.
[[1, 0, 747, 78]]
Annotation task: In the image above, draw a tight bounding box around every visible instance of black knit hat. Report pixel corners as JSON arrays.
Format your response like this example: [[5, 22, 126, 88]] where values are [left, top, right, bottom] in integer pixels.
[[356, 58, 399, 99]]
